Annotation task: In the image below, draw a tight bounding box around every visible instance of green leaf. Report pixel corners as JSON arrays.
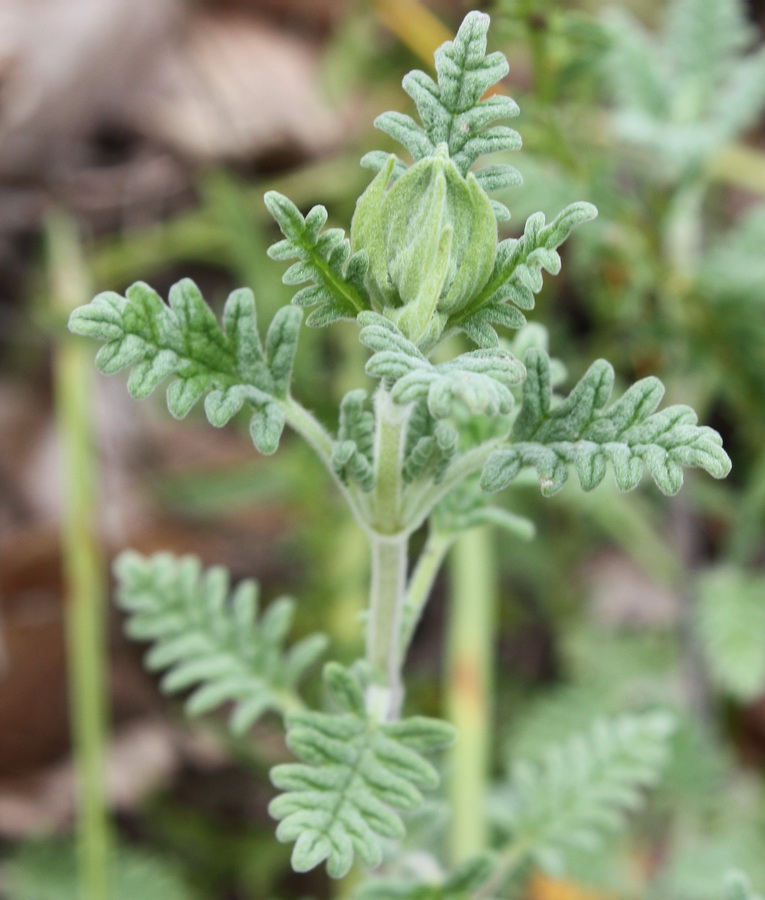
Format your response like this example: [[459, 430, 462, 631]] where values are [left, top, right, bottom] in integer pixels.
[[265, 191, 370, 325], [402, 399, 458, 485], [448, 202, 598, 347], [359, 312, 525, 419], [269, 663, 455, 879], [697, 566, 765, 702], [605, 0, 765, 175], [332, 389, 376, 492], [432, 478, 535, 540], [68, 280, 301, 455], [114, 551, 327, 734], [362, 11, 521, 218], [481, 348, 731, 497], [496, 712, 675, 875]]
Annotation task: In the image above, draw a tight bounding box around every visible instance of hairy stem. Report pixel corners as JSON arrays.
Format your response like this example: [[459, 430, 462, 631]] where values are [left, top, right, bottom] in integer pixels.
[[50, 212, 112, 900], [367, 534, 409, 720], [401, 529, 453, 655], [446, 526, 496, 863], [366, 387, 412, 719], [281, 396, 371, 527]]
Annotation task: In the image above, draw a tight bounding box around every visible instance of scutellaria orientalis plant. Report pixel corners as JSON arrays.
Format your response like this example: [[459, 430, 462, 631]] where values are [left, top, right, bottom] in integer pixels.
[[68, 11, 733, 892]]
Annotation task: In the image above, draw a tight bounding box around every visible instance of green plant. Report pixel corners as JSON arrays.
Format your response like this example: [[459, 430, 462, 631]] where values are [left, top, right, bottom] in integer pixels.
[[68, 10, 736, 894]]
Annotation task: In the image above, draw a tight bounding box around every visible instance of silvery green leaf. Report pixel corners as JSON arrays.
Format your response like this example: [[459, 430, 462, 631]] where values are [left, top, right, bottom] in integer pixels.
[[113, 552, 326, 734], [332, 390, 376, 491], [68, 280, 301, 454], [265, 191, 370, 325], [481, 348, 731, 497], [365, 11, 521, 216], [449, 202, 598, 347], [495, 712, 675, 876], [359, 312, 524, 419], [269, 664, 455, 879], [403, 400, 458, 484]]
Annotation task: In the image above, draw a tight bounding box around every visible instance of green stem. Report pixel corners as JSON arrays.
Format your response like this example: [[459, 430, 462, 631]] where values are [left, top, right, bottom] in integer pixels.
[[366, 387, 411, 720], [50, 212, 112, 900], [366, 534, 409, 720], [400, 529, 453, 655], [281, 396, 371, 527], [403, 439, 504, 532], [446, 526, 496, 864]]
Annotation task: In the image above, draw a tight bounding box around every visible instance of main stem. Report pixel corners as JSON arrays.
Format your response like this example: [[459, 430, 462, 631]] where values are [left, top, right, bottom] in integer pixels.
[[366, 387, 410, 720]]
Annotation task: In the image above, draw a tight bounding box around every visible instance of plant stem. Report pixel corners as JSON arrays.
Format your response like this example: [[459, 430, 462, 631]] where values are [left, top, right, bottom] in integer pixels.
[[367, 533, 409, 720], [401, 529, 453, 655], [366, 387, 411, 719], [446, 525, 496, 864], [282, 396, 371, 527], [50, 211, 112, 900]]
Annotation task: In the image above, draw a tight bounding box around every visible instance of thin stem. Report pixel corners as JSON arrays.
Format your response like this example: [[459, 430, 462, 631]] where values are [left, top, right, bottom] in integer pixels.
[[446, 526, 496, 864], [281, 396, 372, 528], [400, 529, 453, 655], [403, 439, 504, 533], [50, 211, 112, 900]]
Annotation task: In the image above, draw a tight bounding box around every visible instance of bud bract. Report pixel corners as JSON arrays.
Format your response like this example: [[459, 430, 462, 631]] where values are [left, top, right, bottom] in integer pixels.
[[351, 145, 497, 346]]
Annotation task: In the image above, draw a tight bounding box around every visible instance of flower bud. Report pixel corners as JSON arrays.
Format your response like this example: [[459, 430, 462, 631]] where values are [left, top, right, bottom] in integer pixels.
[[351, 145, 496, 346]]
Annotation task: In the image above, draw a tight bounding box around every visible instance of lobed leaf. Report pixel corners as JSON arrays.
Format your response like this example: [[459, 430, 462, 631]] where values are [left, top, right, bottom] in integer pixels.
[[448, 202, 598, 347], [481, 348, 731, 497], [363, 11, 521, 218], [269, 663, 455, 879], [359, 312, 525, 420], [114, 551, 326, 734], [332, 389, 376, 492], [265, 191, 370, 326], [68, 280, 301, 454], [496, 712, 675, 875]]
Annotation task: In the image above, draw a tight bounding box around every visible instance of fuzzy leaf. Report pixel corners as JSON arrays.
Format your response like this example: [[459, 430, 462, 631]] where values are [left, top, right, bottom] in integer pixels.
[[114, 552, 326, 734], [605, 0, 765, 176], [449, 202, 598, 347], [359, 312, 525, 419], [402, 400, 458, 485], [265, 191, 370, 325], [364, 11, 521, 215], [496, 712, 675, 875], [481, 348, 731, 497], [68, 280, 300, 455], [433, 478, 535, 540], [332, 389, 376, 491], [269, 663, 455, 879]]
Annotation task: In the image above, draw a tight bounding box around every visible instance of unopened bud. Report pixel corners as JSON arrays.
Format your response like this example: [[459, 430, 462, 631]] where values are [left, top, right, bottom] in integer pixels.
[[352, 145, 497, 346]]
